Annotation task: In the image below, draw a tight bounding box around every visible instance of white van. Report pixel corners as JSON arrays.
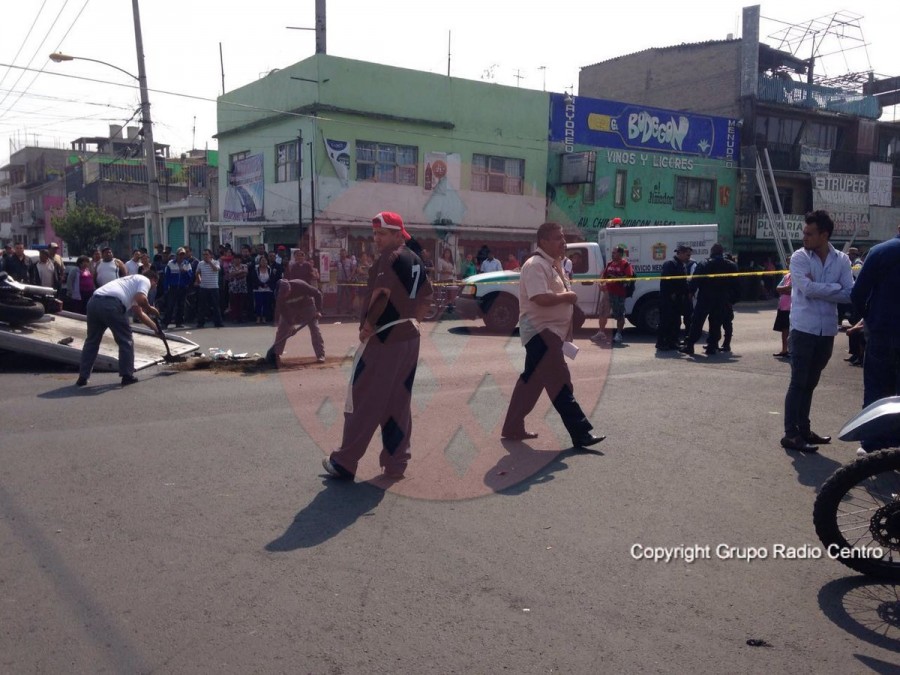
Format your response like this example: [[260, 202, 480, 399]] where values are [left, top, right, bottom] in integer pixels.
[[456, 224, 719, 333]]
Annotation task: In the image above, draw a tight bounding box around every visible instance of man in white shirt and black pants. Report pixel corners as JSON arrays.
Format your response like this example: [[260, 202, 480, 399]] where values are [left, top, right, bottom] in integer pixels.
[[76, 270, 162, 387], [194, 248, 224, 328], [781, 210, 854, 452]]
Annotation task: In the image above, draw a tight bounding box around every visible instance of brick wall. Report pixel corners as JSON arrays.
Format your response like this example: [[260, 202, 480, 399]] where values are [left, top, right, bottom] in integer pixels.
[[579, 41, 742, 119]]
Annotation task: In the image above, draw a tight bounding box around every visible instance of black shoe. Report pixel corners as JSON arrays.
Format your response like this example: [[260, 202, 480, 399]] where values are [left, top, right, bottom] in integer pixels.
[[848, 356, 861, 365], [75, 377, 88, 387], [704, 346, 717, 355], [571, 433, 606, 449], [678, 344, 695, 355], [322, 457, 354, 480], [720, 343, 731, 352], [121, 375, 139, 386], [780, 435, 818, 452], [501, 431, 539, 441], [843, 355, 855, 362], [804, 431, 832, 445]]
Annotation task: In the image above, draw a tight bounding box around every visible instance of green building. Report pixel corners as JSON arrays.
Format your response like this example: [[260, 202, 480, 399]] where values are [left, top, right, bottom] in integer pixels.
[[547, 93, 739, 250]]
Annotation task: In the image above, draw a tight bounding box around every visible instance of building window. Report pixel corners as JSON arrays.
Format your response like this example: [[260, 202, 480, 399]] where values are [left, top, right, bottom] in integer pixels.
[[356, 141, 418, 185], [674, 176, 716, 212], [275, 141, 300, 183], [229, 151, 249, 175], [614, 170, 627, 207], [472, 154, 524, 195], [583, 182, 595, 205]]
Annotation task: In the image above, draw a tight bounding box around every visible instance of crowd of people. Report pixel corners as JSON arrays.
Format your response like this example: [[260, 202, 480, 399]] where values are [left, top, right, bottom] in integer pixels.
[[7, 208, 897, 469], [0, 241, 318, 327]]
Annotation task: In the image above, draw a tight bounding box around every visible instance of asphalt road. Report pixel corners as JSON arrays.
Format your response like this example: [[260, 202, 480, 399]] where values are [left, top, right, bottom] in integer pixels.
[[1, 305, 898, 673]]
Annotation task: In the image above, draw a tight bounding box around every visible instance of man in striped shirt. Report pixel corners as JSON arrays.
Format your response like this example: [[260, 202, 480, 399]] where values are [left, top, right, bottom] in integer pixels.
[[194, 248, 224, 328]]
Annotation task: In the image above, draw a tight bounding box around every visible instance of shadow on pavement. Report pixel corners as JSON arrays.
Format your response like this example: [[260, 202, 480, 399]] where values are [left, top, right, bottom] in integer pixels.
[[786, 450, 843, 489], [265, 478, 385, 551], [487, 445, 604, 496], [38, 382, 123, 398], [818, 576, 900, 654]]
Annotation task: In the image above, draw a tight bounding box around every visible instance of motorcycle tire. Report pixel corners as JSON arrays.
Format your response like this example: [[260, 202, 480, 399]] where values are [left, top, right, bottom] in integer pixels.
[[813, 449, 900, 580], [0, 294, 46, 325]]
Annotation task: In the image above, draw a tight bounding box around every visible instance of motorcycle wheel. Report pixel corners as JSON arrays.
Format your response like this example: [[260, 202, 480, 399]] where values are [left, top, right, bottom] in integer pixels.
[[0, 293, 46, 325], [813, 449, 900, 580]]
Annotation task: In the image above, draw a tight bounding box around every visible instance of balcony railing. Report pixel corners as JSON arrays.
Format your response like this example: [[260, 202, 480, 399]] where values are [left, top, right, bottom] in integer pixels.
[[756, 142, 898, 175], [758, 74, 881, 119]]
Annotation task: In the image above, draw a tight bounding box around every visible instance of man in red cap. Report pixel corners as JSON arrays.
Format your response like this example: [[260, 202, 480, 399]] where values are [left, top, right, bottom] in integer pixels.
[[323, 211, 433, 480]]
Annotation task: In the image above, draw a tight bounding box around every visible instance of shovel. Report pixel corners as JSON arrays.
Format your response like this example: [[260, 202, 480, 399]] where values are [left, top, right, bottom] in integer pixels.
[[153, 316, 186, 363]]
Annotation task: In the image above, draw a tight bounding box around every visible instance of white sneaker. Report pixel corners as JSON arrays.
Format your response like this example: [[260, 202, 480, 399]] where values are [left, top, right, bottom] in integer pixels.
[[613, 331, 623, 344], [589, 332, 605, 344], [316, 355, 326, 363], [856, 447, 867, 458]]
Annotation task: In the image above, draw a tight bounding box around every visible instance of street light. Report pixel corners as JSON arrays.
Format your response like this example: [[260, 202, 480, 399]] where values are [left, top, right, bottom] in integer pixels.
[[49, 52, 138, 82], [48, 2, 163, 249]]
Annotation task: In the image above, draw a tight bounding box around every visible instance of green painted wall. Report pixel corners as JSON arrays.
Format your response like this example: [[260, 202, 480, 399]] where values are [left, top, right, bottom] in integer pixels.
[[216, 54, 549, 231]]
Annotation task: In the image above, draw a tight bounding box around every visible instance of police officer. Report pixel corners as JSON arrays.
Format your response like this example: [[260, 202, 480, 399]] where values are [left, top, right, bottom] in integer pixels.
[[656, 245, 692, 351], [680, 243, 740, 356]]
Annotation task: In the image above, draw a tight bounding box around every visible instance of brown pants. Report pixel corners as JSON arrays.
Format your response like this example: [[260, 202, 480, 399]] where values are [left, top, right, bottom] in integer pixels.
[[330, 336, 420, 476], [502, 329, 592, 442], [271, 300, 324, 359]]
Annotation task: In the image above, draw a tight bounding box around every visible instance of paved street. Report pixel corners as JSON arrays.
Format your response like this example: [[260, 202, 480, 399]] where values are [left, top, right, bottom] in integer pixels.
[[2, 304, 898, 673]]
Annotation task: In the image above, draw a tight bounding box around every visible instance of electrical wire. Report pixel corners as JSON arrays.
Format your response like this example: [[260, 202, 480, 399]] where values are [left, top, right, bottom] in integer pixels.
[[0, 0, 73, 119], [0, 0, 50, 91]]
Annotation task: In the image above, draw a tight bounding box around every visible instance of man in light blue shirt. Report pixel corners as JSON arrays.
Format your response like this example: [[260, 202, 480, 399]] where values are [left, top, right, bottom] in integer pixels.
[[781, 210, 853, 452]]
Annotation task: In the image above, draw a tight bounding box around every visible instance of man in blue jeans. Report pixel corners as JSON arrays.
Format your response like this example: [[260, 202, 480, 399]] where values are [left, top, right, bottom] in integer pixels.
[[781, 210, 854, 452], [851, 224, 900, 453]]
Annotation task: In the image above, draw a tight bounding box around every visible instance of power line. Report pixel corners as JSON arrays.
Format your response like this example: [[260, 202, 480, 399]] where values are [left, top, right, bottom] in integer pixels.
[[0, 0, 92, 123], [0, 0, 50, 92], [0, 0, 73, 119]]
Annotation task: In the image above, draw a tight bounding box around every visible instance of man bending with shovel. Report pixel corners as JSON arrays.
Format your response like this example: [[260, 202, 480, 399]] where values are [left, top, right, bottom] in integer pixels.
[[76, 270, 164, 387], [266, 276, 325, 366]]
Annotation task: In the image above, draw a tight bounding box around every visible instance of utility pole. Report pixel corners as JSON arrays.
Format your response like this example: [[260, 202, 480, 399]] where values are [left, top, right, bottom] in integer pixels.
[[297, 130, 303, 245], [131, 0, 163, 248], [308, 139, 315, 252]]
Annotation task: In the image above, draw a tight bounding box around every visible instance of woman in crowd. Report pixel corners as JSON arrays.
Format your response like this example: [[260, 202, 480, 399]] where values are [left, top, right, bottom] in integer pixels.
[[66, 255, 95, 314], [772, 260, 791, 358], [249, 254, 279, 323], [227, 253, 249, 322], [460, 253, 477, 278], [436, 248, 456, 282]]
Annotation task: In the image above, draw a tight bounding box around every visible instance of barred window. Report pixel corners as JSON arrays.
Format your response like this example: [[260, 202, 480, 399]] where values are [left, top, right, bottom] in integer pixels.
[[472, 154, 524, 195], [275, 141, 300, 183], [614, 170, 627, 207], [674, 176, 716, 212], [356, 141, 418, 185]]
